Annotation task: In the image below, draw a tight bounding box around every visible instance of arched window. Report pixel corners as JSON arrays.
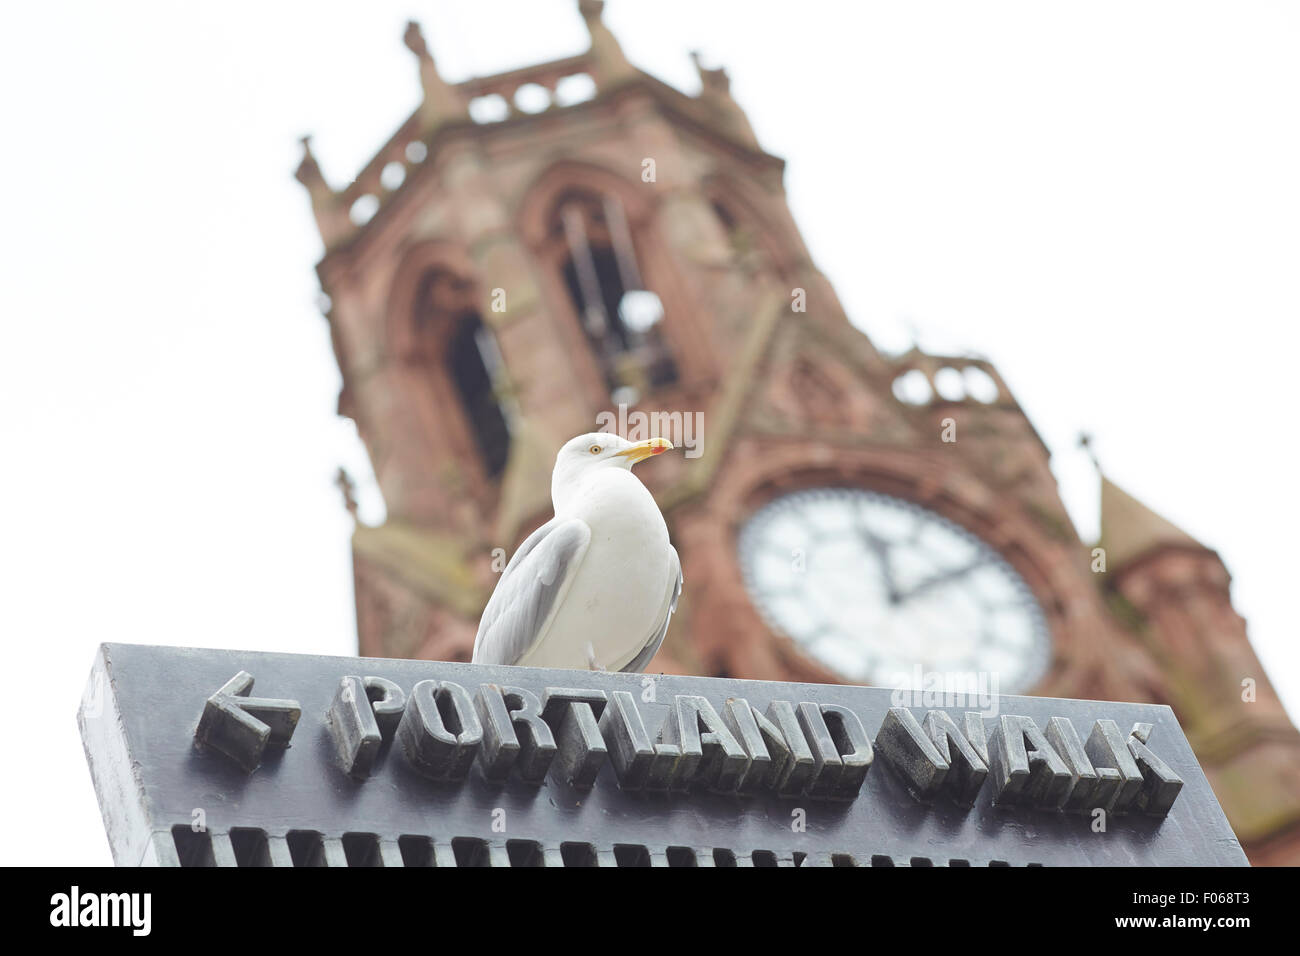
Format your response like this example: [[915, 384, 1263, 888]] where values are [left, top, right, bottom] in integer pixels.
[[551, 189, 678, 401], [414, 270, 511, 478]]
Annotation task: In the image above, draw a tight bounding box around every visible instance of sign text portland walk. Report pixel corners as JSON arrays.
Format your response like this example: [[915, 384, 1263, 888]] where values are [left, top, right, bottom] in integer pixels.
[[78, 643, 1247, 867]]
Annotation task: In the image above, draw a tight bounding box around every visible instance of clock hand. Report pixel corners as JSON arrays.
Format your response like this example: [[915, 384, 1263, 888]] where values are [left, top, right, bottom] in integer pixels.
[[896, 561, 982, 604], [855, 522, 902, 604]]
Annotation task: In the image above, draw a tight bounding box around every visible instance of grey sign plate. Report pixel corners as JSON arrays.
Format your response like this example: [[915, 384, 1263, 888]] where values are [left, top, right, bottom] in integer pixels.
[[78, 642, 1247, 867]]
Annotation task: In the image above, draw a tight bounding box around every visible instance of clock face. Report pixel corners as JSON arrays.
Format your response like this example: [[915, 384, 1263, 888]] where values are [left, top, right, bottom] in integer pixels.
[[738, 487, 1050, 693]]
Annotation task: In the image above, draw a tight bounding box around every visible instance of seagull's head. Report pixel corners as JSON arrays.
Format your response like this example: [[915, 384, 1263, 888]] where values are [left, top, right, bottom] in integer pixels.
[[552, 432, 673, 509]]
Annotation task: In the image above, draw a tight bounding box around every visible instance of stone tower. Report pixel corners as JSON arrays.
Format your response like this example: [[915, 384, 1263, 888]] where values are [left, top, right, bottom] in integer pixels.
[[298, 2, 1300, 864]]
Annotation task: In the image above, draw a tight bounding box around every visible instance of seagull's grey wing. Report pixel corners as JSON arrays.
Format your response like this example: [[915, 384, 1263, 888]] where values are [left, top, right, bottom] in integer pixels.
[[472, 517, 591, 667], [620, 545, 682, 673]]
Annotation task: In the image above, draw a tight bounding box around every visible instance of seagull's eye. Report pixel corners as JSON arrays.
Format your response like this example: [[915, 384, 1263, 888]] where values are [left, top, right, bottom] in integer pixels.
[[589, 444, 602, 455]]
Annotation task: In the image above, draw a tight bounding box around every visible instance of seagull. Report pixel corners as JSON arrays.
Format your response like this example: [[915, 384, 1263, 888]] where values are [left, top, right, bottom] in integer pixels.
[[472, 432, 682, 672]]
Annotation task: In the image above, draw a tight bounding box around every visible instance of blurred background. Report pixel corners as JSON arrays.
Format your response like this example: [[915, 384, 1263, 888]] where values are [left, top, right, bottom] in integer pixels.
[[2, 1, 1297, 865]]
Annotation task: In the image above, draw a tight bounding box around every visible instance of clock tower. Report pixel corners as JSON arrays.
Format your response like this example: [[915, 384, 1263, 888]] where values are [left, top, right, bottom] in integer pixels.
[[298, 1, 1300, 864]]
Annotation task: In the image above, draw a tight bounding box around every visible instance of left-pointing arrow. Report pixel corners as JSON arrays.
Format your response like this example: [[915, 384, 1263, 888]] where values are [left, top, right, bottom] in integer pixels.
[[194, 671, 302, 772]]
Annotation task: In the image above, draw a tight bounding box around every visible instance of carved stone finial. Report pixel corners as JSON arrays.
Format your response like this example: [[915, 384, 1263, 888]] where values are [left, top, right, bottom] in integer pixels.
[[578, 0, 636, 86], [294, 135, 351, 246], [691, 50, 731, 96], [294, 135, 325, 191], [401, 20, 468, 129], [1077, 431, 1101, 473], [403, 20, 429, 59], [336, 466, 359, 519], [689, 51, 759, 148]]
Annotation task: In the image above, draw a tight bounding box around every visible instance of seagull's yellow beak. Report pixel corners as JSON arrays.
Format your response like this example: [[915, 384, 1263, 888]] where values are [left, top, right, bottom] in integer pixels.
[[615, 436, 673, 464]]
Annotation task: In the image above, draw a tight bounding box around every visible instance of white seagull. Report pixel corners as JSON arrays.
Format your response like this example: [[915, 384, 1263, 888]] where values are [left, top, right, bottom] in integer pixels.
[[472, 432, 683, 672]]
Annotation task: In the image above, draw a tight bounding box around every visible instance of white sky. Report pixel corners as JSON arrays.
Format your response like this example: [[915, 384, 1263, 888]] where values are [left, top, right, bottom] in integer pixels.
[[2, 1, 1296, 865]]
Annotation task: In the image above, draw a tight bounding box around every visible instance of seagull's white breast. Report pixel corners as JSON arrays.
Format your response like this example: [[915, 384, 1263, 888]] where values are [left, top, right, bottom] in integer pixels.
[[518, 468, 674, 670]]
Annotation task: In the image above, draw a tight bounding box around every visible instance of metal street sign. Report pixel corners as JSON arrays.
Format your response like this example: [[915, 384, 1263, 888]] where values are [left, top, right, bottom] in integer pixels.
[[78, 642, 1248, 867]]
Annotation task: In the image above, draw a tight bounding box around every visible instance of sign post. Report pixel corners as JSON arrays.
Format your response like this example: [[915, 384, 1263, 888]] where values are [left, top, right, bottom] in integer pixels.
[[78, 642, 1247, 867]]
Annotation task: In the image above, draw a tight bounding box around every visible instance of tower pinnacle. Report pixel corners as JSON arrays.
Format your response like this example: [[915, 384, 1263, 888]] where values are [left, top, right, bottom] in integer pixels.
[[690, 50, 760, 147], [1099, 475, 1203, 568], [578, 0, 636, 87], [294, 135, 350, 247], [403, 20, 468, 130], [294, 135, 328, 196]]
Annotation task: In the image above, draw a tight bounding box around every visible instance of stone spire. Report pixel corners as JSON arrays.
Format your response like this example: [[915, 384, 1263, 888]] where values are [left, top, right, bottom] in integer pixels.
[[294, 135, 349, 247], [294, 134, 327, 195], [403, 20, 469, 130], [1099, 475, 1204, 568], [690, 51, 760, 148], [578, 0, 637, 87], [335, 466, 359, 521]]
